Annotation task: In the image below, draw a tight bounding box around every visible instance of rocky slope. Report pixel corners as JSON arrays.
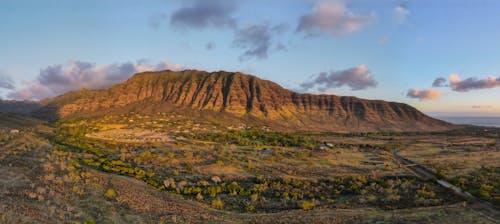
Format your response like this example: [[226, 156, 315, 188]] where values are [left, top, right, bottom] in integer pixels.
[[38, 70, 452, 132]]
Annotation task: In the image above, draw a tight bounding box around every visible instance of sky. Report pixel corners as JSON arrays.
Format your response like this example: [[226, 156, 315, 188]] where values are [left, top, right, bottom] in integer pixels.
[[1, 0, 500, 116]]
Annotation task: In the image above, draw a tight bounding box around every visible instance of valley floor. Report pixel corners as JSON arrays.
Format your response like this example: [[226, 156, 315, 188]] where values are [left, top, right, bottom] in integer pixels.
[[0, 113, 499, 223]]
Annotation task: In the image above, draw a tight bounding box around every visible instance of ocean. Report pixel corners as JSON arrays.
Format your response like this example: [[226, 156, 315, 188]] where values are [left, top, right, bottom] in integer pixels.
[[436, 117, 500, 128]]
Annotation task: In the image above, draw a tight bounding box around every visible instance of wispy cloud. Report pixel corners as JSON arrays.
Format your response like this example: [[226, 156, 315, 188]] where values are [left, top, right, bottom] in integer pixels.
[[300, 64, 378, 92], [170, 0, 236, 30], [0, 72, 15, 90], [472, 105, 493, 109], [378, 37, 389, 45], [406, 88, 442, 101], [169, 0, 287, 61], [432, 77, 447, 87], [205, 41, 216, 50], [233, 23, 287, 61], [394, 4, 410, 24], [297, 0, 375, 37], [7, 60, 182, 100], [149, 13, 167, 29]]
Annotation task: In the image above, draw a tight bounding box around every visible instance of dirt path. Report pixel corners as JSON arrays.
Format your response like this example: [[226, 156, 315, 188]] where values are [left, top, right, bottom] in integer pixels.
[[393, 149, 500, 222]]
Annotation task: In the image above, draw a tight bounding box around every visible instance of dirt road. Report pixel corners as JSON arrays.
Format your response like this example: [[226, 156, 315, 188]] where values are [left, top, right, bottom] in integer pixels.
[[393, 149, 500, 222]]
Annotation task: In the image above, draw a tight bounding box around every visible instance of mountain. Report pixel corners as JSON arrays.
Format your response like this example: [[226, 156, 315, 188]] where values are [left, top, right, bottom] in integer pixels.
[[37, 70, 452, 132], [0, 100, 41, 114]]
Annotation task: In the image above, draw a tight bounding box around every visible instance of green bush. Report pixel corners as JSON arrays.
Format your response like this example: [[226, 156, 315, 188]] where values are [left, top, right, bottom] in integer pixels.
[[300, 200, 315, 210], [211, 198, 224, 209]]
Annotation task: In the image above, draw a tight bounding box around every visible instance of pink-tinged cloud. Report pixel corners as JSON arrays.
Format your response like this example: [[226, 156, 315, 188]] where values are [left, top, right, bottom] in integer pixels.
[[300, 64, 378, 91], [449, 74, 500, 92], [297, 0, 375, 36], [406, 88, 442, 101], [7, 60, 183, 100]]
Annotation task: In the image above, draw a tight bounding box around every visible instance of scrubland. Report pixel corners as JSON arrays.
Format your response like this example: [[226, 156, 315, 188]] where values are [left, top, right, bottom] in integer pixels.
[[0, 113, 498, 223]]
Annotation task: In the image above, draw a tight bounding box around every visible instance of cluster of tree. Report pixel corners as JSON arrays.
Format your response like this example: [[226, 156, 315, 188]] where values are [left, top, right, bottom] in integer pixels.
[[81, 157, 164, 190], [156, 175, 455, 211]]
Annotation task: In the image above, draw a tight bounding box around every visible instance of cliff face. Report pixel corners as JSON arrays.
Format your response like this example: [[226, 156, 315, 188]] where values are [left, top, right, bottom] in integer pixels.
[[40, 70, 452, 132]]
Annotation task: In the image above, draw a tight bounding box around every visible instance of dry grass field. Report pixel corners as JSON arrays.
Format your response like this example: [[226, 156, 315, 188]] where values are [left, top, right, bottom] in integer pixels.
[[1, 113, 499, 223]]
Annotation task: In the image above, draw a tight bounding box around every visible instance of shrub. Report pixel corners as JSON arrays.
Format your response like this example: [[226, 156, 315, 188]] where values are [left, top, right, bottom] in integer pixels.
[[105, 188, 117, 199], [251, 193, 259, 202], [245, 205, 255, 212], [196, 193, 204, 201], [211, 198, 224, 209], [211, 176, 221, 183], [300, 200, 315, 210]]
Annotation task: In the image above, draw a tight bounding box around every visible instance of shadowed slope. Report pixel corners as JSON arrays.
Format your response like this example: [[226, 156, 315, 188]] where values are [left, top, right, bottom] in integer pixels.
[[0, 100, 41, 114]]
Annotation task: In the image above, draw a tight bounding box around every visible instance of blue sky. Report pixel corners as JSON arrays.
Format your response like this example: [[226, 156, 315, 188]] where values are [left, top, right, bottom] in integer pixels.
[[1, 0, 499, 116]]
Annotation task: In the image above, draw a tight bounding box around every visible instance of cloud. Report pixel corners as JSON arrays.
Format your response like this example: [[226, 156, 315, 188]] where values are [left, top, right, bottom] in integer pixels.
[[406, 88, 442, 101], [300, 64, 378, 92], [394, 4, 410, 24], [170, 0, 236, 30], [7, 60, 183, 100], [275, 42, 287, 51], [149, 13, 167, 29], [472, 105, 492, 109], [205, 41, 216, 50], [233, 24, 273, 61], [0, 72, 15, 90], [432, 77, 447, 87], [297, 0, 375, 37], [169, 1, 289, 61], [449, 74, 500, 92], [378, 37, 388, 45], [233, 23, 288, 61], [169, 1, 287, 61]]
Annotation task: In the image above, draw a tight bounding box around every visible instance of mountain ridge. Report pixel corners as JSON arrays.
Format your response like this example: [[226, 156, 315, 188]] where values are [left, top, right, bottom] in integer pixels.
[[37, 69, 452, 132]]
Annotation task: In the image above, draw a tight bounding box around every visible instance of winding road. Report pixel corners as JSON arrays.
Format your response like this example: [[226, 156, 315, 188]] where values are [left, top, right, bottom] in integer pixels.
[[393, 149, 500, 221]]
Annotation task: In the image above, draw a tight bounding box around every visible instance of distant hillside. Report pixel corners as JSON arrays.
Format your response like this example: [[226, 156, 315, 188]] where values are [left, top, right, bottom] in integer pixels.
[[0, 100, 41, 114], [37, 70, 453, 132], [0, 112, 46, 129]]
